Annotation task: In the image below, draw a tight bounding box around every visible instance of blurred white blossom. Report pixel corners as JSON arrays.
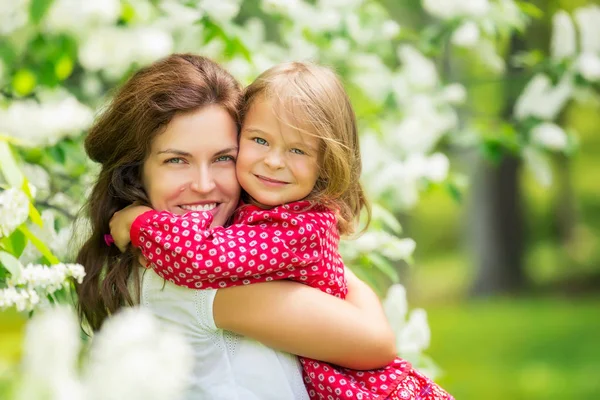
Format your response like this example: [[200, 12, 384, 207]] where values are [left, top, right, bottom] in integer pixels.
[[79, 26, 173, 78], [523, 147, 553, 187], [0, 188, 29, 238], [17, 307, 84, 400], [440, 83, 467, 105], [551, 11, 576, 61], [515, 74, 573, 121], [45, 0, 121, 34], [381, 20, 401, 39], [530, 123, 568, 151], [422, 0, 490, 20], [574, 5, 600, 54], [0, 0, 29, 35], [84, 307, 193, 400], [0, 93, 93, 147], [20, 210, 74, 264], [451, 21, 480, 48], [397, 45, 438, 91], [199, 0, 242, 23], [350, 54, 392, 102], [383, 284, 435, 378], [577, 53, 600, 81]]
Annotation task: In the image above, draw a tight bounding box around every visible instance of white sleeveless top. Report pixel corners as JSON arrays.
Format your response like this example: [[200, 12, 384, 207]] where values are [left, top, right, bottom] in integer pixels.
[[139, 269, 309, 400]]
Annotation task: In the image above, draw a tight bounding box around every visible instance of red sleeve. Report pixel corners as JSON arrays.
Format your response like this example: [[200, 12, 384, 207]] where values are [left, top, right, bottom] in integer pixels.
[[130, 209, 325, 289]]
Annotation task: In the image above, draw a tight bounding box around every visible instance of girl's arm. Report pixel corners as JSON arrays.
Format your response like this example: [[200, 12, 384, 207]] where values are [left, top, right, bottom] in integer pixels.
[[128, 209, 328, 290], [213, 279, 397, 370]]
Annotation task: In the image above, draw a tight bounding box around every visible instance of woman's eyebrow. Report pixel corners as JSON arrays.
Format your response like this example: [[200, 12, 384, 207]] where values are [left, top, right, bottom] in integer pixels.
[[157, 149, 192, 156], [214, 146, 238, 157]]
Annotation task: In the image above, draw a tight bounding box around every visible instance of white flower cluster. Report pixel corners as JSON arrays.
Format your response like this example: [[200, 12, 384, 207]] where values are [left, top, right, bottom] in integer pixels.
[[0, 92, 94, 147], [0, 188, 29, 238], [0, 263, 85, 311], [341, 231, 416, 263], [383, 284, 439, 378], [20, 210, 74, 264], [356, 46, 456, 208], [0, 0, 30, 35], [16, 306, 193, 400], [422, 0, 526, 73], [551, 6, 600, 82], [84, 308, 193, 400]]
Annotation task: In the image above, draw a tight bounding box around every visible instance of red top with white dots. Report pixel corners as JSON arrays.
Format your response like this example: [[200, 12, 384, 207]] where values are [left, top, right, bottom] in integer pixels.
[[131, 200, 410, 400]]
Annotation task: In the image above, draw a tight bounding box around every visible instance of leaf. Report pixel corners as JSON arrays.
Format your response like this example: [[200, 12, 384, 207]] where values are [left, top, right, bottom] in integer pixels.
[[0, 251, 23, 280], [18, 226, 60, 265], [368, 253, 400, 283], [29, 203, 44, 227], [5, 229, 28, 258], [0, 141, 25, 188], [30, 0, 56, 24], [372, 204, 402, 234], [515, 1, 543, 19]]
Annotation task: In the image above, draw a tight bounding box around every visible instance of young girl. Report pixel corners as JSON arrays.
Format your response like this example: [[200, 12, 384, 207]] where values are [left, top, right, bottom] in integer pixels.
[[111, 62, 453, 400]]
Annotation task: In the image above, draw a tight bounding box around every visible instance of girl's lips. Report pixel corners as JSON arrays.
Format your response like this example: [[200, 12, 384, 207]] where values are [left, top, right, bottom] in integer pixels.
[[255, 174, 288, 185]]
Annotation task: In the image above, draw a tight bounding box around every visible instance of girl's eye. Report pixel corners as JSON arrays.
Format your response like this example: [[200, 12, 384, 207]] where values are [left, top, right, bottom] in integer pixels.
[[165, 157, 185, 164], [253, 137, 268, 146], [215, 155, 235, 162], [291, 148, 305, 155]]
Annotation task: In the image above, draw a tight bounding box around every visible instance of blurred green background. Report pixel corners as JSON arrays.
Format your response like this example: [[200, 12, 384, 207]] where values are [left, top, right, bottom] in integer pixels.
[[2, 0, 600, 399]]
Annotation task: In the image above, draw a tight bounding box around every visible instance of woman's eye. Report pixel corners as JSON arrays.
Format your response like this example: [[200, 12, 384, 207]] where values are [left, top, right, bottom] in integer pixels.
[[253, 137, 268, 146], [291, 148, 305, 155], [165, 157, 185, 164], [215, 155, 235, 162]]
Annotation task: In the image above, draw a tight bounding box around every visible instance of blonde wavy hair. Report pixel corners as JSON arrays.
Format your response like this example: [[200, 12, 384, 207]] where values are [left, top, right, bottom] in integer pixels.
[[242, 61, 370, 235]]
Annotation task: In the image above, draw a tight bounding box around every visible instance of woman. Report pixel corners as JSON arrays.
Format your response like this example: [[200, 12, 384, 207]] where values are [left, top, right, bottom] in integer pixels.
[[76, 54, 396, 399]]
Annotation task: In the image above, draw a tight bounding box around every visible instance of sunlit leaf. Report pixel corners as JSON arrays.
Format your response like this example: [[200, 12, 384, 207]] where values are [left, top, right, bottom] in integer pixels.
[[0, 141, 25, 188], [0, 251, 23, 280], [18, 226, 60, 265]]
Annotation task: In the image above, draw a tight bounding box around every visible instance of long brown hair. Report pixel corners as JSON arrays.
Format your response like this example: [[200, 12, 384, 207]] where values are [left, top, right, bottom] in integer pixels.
[[242, 62, 370, 235], [76, 54, 242, 331]]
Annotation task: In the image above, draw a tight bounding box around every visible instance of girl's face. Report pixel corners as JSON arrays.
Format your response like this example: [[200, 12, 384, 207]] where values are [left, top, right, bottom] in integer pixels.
[[142, 105, 241, 228], [236, 97, 320, 207]]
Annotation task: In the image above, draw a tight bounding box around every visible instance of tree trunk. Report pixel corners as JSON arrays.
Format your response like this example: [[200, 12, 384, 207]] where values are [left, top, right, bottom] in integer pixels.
[[470, 155, 526, 295]]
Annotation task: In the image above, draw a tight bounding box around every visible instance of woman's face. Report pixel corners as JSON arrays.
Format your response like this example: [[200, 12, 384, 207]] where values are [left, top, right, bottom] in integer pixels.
[[142, 105, 241, 228]]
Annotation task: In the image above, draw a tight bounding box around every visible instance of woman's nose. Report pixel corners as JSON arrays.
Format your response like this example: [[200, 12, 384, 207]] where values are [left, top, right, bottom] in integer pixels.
[[190, 168, 216, 193]]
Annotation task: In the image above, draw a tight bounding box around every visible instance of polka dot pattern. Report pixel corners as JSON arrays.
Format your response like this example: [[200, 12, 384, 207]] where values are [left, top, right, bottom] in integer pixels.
[[130, 201, 453, 400]]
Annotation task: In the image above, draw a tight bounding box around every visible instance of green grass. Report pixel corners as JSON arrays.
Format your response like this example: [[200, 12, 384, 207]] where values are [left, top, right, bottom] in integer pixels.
[[427, 296, 600, 400]]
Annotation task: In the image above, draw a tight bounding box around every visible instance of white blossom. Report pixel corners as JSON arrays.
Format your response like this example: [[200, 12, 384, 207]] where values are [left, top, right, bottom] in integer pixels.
[[551, 11, 577, 61], [451, 21, 480, 48], [45, 0, 121, 34], [79, 27, 173, 78], [514, 73, 573, 121], [422, 0, 490, 20], [0, 287, 40, 312], [0, 188, 29, 238], [440, 83, 467, 105], [383, 284, 408, 336], [577, 53, 600, 81], [397, 45, 438, 91], [199, 0, 242, 23], [523, 147, 552, 187], [350, 54, 392, 102], [0, 93, 94, 147], [17, 307, 84, 400], [0, 0, 29, 35], [574, 5, 600, 54], [530, 122, 568, 151], [381, 20, 401, 39], [261, 0, 302, 15], [397, 309, 431, 355], [7, 263, 85, 291], [84, 308, 193, 400]]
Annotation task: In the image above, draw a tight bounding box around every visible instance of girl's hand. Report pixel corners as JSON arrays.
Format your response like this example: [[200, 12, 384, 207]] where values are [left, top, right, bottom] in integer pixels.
[[109, 204, 152, 252]]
